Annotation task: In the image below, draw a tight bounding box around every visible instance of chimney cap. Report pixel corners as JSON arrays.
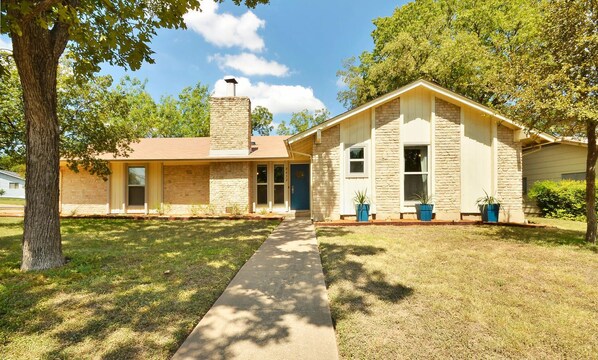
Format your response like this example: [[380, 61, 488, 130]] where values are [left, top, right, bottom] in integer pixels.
[[224, 77, 238, 84]]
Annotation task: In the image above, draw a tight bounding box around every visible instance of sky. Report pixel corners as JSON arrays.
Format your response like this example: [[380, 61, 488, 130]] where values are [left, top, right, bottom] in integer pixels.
[[0, 1, 409, 127]]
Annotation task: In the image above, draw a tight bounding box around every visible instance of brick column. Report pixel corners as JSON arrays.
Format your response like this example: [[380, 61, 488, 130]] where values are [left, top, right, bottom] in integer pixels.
[[434, 98, 461, 220]]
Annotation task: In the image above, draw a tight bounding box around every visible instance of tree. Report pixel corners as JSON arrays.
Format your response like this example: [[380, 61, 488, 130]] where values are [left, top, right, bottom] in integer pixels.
[[337, 0, 536, 109], [1, 54, 140, 178], [2, 0, 269, 270], [494, 0, 598, 243], [277, 109, 330, 135], [252, 106, 274, 135]]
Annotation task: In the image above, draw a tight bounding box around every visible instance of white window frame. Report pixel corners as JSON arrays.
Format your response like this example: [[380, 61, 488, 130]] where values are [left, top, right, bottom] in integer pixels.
[[126, 165, 147, 209], [346, 144, 368, 178], [403, 144, 431, 206], [273, 164, 285, 205], [8, 183, 19, 189], [256, 164, 268, 207]]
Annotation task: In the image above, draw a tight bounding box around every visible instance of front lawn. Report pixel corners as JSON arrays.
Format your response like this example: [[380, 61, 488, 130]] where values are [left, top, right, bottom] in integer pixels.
[[0, 198, 25, 206], [318, 225, 598, 359], [0, 217, 278, 359]]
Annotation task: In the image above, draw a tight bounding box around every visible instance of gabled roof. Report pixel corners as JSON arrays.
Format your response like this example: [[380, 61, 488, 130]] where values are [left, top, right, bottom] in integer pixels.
[[0, 170, 24, 181], [286, 79, 554, 145], [93, 135, 290, 161]]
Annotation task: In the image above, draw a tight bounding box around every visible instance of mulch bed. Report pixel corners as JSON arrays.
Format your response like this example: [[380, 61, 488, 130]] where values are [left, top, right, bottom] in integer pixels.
[[315, 219, 549, 228]]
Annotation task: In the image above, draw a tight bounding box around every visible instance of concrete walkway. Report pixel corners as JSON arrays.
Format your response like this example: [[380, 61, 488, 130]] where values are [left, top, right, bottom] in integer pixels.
[[172, 219, 339, 360]]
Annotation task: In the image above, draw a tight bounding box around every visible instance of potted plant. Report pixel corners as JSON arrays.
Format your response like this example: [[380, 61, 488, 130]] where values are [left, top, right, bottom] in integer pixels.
[[353, 189, 370, 222], [476, 190, 501, 223], [415, 192, 434, 222]]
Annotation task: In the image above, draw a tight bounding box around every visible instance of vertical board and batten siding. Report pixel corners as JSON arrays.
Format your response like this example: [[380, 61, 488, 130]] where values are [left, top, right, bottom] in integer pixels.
[[401, 87, 432, 145], [523, 143, 587, 186], [461, 107, 495, 213], [147, 162, 163, 212], [110, 162, 125, 213], [340, 109, 372, 214]]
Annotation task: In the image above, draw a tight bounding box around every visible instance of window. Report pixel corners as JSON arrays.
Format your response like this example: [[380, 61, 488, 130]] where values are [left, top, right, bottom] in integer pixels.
[[347, 146, 366, 176], [127, 166, 146, 206], [8, 183, 19, 189], [257, 165, 268, 205], [562, 172, 585, 181], [273, 164, 285, 205], [404, 146, 429, 201]]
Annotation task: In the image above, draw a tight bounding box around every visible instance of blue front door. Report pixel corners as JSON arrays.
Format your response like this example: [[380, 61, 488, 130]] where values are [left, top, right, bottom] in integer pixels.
[[290, 164, 310, 210]]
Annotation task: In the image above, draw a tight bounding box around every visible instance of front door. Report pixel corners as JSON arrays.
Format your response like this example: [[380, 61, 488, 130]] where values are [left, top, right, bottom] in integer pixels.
[[290, 164, 310, 210]]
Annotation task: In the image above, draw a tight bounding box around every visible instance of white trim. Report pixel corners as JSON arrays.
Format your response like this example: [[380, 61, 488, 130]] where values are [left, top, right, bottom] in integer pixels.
[[399, 97, 405, 212], [402, 144, 431, 212], [345, 144, 368, 178], [370, 109, 376, 214], [430, 94, 436, 204], [286, 79, 554, 145], [492, 120, 499, 195]]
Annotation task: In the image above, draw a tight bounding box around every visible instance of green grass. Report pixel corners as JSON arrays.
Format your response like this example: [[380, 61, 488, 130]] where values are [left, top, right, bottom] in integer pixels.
[[0, 217, 279, 359], [0, 198, 25, 206], [527, 215, 587, 232], [318, 225, 598, 359]]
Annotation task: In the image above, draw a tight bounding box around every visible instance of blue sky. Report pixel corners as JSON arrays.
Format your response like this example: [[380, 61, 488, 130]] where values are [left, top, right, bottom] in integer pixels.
[[1, 1, 409, 126]]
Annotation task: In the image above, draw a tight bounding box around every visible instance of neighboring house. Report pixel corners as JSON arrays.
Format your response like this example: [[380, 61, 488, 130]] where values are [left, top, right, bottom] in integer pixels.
[[522, 139, 587, 213], [0, 170, 25, 199], [60, 79, 549, 222]]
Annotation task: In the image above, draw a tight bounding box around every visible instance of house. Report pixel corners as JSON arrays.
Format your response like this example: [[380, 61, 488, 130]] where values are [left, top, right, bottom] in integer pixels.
[[0, 170, 25, 199], [522, 138, 587, 213], [59, 79, 548, 222]]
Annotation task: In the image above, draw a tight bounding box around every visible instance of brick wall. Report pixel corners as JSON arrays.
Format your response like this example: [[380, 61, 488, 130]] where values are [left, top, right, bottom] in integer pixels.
[[497, 124, 525, 222], [209, 97, 251, 154], [434, 98, 461, 220], [209, 162, 250, 213], [312, 125, 340, 221], [61, 168, 108, 214], [375, 98, 401, 218], [163, 165, 209, 214]]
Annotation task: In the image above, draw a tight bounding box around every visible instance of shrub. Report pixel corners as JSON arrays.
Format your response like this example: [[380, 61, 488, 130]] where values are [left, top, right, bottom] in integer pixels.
[[528, 180, 592, 221]]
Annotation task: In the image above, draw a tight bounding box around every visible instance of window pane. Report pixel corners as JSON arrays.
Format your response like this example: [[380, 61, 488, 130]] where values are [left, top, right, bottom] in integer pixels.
[[128, 186, 145, 206], [404, 146, 428, 173], [274, 165, 284, 183], [257, 184, 268, 205], [9, 183, 18, 189], [257, 165, 268, 184], [350, 147, 364, 159], [562, 172, 585, 181], [404, 174, 428, 201], [128, 167, 146, 186], [274, 184, 284, 204], [350, 161, 364, 173]]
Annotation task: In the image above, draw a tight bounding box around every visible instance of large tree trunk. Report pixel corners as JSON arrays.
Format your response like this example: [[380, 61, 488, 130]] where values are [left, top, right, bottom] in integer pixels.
[[585, 121, 598, 244], [12, 21, 69, 270]]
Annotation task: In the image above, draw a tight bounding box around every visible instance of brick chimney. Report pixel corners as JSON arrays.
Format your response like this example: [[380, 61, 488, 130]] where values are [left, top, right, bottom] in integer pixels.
[[209, 77, 252, 156]]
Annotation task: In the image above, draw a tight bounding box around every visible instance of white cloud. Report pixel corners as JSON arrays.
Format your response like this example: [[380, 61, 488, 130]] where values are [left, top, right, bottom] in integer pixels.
[[209, 53, 289, 77], [184, 1, 265, 52], [0, 37, 12, 51], [214, 77, 326, 114]]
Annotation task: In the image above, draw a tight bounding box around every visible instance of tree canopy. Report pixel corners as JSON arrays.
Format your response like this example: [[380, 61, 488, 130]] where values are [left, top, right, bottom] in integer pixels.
[[337, 0, 538, 109], [252, 106, 274, 136], [277, 109, 330, 135]]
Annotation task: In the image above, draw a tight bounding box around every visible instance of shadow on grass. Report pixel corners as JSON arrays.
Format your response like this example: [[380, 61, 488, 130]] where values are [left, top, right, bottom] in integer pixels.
[[0, 218, 279, 359], [317, 228, 413, 325], [492, 226, 598, 252]]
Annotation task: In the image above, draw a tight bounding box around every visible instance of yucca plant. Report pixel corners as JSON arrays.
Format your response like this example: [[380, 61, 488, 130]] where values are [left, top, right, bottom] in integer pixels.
[[353, 189, 370, 205]]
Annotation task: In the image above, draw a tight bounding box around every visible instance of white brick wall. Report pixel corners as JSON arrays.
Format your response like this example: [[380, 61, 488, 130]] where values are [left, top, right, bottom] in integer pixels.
[[375, 98, 402, 218], [497, 124, 525, 222], [312, 125, 340, 221], [434, 98, 461, 220]]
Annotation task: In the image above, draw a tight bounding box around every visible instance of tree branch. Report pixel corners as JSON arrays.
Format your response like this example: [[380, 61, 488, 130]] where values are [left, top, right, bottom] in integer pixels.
[[22, 0, 63, 22]]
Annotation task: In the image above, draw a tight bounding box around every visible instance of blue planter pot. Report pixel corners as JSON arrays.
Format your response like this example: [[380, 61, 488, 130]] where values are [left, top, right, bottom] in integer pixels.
[[356, 204, 370, 222], [416, 204, 434, 222], [480, 204, 500, 222]]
